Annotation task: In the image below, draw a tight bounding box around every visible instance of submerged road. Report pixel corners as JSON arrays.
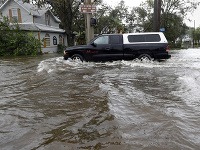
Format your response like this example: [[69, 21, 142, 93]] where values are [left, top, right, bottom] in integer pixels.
[[0, 49, 200, 149]]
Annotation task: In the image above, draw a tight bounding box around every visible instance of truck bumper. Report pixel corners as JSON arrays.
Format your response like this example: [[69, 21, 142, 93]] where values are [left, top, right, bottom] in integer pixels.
[[63, 51, 69, 60], [154, 53, 171, 59]]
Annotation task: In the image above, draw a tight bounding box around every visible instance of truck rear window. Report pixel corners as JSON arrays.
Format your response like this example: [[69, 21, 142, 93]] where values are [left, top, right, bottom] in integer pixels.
[[128, 34, 161, 42]]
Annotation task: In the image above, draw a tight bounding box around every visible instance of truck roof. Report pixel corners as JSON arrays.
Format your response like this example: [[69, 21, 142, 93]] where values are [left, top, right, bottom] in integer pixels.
[[95, 32, 168, 44], [123, 32, 168, 44]]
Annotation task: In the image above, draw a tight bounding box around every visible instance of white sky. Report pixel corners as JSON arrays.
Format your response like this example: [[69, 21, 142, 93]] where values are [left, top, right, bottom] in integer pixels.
[[103, 0, 200, 28]]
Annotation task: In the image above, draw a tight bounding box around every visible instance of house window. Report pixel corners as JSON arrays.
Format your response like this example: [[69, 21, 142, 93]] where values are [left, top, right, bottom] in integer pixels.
[[11, 8, 18, 22], [9, 8, 22, 23], [59, 35, 63, 44], [53, 36, 57, 45], [45, 13, 50, 26], [44, 34, 50, 47]]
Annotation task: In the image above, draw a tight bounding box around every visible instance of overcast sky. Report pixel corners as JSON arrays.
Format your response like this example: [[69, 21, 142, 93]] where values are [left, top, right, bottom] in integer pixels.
[[102, 0, 200, 28]]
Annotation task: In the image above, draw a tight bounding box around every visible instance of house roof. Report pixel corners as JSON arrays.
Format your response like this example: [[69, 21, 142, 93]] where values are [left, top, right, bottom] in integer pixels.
[[16, 23, 65, 33], [0, 0, 60, 22]]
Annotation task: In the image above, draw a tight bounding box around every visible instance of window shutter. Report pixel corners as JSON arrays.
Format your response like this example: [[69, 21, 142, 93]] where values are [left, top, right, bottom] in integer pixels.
[[18, 8, 22, 23], [44, 39, 46, 48], [9, 9, 12, 22]]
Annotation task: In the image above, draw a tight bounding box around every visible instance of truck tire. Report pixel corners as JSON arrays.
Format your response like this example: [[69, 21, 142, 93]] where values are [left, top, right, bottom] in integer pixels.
[[71, 54, 84, 62], [138, 54, 152, 61], [64, 56, 68, 60]]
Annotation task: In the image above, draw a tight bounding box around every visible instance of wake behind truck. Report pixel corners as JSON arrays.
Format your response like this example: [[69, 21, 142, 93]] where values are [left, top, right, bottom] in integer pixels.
[[63, 32, 171, 62]]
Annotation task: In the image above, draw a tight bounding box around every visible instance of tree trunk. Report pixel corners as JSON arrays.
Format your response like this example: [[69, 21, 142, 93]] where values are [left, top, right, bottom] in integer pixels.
[[66, 32, 75, 46]]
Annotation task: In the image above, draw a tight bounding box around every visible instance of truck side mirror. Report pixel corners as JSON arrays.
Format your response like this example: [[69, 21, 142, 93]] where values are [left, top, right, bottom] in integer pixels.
[[91, 42, 97, 47]]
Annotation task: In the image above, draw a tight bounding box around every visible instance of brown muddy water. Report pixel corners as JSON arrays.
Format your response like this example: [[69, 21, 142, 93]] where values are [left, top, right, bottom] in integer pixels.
[[0, 49, 200, 150]]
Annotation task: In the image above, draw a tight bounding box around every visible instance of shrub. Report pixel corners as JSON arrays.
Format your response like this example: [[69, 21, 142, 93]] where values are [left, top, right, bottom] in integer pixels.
[[0, 17, 42, 56], [57, 44, 66, 53]]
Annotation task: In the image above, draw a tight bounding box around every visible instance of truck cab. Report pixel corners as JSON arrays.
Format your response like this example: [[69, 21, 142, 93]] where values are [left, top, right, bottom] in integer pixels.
[[90, 34, 124, 61]]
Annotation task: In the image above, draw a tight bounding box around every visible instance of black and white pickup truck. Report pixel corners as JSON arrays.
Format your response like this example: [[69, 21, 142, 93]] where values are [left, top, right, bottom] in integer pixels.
[[63, 32, 171, 62]]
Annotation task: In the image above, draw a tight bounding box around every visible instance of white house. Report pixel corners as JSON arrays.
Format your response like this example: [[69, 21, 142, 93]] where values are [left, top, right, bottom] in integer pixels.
[[0, 0, 68, 53]]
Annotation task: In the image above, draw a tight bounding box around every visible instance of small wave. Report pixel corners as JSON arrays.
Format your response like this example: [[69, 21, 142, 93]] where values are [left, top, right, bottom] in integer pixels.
[[37, 58, 159, 74], [37, 53, 200, 74], [37, 57, 72, 73], [37, 57, 96, 73], [121, 59, 161, 68], [37, 57, 57, 73]]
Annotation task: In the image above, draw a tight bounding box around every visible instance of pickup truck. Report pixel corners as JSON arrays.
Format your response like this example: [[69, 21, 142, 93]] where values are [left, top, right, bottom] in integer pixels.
[[63, 32, 171, 62]]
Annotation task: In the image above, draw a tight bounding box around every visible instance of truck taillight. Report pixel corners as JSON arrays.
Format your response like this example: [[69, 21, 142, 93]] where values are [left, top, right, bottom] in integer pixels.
[[166, 45, 170, 52]]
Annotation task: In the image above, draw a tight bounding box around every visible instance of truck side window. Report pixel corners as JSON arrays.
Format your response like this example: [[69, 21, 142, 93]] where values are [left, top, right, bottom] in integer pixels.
[[128, 34, 161, 42], [94, 36, 109, 44], [110, 35, 121, 44], [128, 35, 145, 42], [145, 34, 161, 42]]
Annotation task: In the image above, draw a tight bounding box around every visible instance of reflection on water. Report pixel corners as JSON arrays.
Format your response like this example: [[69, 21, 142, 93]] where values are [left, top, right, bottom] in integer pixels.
[[0, 49, 200, 149]]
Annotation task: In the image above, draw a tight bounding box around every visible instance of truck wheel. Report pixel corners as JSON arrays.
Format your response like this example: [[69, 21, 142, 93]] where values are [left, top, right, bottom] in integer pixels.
[[63, 56, 68, 60], [71, 54, 84, 62], [138, 54, 152, 61]]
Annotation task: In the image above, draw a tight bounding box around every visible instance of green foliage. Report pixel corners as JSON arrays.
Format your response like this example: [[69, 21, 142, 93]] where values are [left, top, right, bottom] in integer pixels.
[[193, 27, 200, 46], [76, 32, 86, 45], [57, 44, 66, 53], [127, 0, 197, 48], [162, 13, 188, 46], [95, 1, 128, 34], [0, 17, 41, 56]]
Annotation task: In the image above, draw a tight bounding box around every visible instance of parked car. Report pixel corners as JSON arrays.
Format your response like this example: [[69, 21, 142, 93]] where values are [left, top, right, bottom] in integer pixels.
[[63, 32, 171, 62]]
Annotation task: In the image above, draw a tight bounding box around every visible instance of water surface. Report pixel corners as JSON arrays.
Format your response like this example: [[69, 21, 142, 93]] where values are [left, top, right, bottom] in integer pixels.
[[0, 50, 200, 150]]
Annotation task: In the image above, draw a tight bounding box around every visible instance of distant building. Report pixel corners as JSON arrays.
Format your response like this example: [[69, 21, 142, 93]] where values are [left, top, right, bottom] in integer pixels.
[[0, 0, 67, 53], [182, 34, 192, 49]]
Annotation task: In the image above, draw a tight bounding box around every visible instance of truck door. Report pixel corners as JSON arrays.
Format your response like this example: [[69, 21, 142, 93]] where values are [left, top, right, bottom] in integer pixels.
[[109, 35, 124, 60], [91, 35, 110, 61], [91, 35, 123, 61]]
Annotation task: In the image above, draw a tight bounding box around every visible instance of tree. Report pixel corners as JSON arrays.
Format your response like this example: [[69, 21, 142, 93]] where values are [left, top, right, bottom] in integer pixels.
[[162, 13, 188, 47], [94, 0, 129, 34], [160, 0, 197, 45], [0, 17, 41, 56], [161, 0, 200, 19], [46, 0, 81, 46], [128, 0, 199, 47], [126, 0, 155, 32], [193, 27, 200, 46], [127, 6, 150, 32]]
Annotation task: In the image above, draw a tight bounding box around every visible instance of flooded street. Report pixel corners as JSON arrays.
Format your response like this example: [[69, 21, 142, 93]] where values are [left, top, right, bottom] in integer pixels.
[[1, 49, 200, 150]]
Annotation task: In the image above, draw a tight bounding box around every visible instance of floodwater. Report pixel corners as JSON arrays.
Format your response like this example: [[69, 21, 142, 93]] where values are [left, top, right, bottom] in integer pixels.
[[0, 49, 200, 150]]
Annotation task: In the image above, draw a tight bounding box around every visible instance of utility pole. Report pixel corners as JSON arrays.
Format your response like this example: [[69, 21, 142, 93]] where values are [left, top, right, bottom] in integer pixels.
[[158, 0, 161, 31], [85, 0, 94, 43], [193, 20, 196, 48], [80, 0, 96, 43], [153, 0, 161, 32], [153, 0, 158, 32]]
